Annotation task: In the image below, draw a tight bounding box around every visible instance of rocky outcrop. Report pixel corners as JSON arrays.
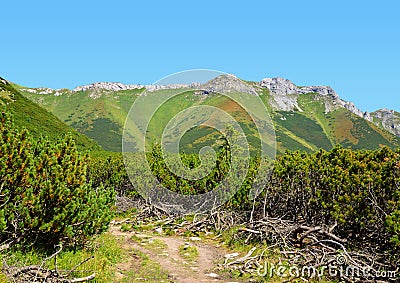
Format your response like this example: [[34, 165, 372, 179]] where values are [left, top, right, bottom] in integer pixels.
[[260, 77, 338, 97], [72, 81, 197, 93], [200, 74, 258, 95], [0, 77, 13, 104], [269, 93, 302, 112], [0, 77, 8, 85], [260, 78, 301, 111], [260, 77, 298, 96], [363, 111, 372, 121], [145, 83, 194, 92], [20, 87, 65, 97], [259, 77, 373, 121], [24, 75, 258, 98], [371, 109, 400, 136], [298, 85, 337, 97], [18, 76, 400, 136], [73, 82, 144, 92]]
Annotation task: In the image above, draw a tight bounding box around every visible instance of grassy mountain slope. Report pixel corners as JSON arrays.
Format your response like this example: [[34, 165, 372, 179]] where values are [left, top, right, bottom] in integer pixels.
[[0, 78, 100, 151], [17, 79, 400, 153], [262, 91, 399, 153], [18, 87, 142, 151]]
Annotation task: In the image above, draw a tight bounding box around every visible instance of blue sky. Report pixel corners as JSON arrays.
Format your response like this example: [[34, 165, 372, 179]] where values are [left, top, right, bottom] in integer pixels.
[[1, 0, 399, 112]]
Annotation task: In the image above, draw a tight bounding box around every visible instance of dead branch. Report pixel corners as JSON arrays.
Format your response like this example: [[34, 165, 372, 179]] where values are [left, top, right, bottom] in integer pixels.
[[3, 244, 96, 283], [110, 200, 399, 282], [226, 247, 257, 266], [67, 273, 96, 282]]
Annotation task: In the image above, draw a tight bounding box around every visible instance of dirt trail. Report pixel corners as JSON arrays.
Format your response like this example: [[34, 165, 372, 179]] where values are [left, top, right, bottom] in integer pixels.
[[109, 225, 241, 283]]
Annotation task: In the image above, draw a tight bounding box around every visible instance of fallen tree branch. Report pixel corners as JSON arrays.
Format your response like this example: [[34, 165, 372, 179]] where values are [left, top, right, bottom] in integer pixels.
[[226, 247, 257, 266], [67, 273, 96, 282], [3, 244, 96, 283]]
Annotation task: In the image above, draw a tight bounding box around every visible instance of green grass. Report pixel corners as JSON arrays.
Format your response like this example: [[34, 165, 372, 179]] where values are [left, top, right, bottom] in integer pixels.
[[82, 118, 122, 151], [274, 124, 315, 153], [18, 86, 142, 151], [297, 93, 336, 144], [350, 114, 399, 149], [0, 233, 124, 283], [16, 79, 400, 153], [121, 249, 169, 282], [130, 235, 168, 254], [274, 111, 333, 150], [178, 125, 220, 153], [178, 244, 199, 262], [1, 79, 99, 151]]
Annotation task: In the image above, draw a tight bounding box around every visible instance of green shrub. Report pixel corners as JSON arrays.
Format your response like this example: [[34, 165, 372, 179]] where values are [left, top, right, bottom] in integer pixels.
[[87, 151, 135, 196], [0, 112, 115, 247], [263, 145, 400, 256]]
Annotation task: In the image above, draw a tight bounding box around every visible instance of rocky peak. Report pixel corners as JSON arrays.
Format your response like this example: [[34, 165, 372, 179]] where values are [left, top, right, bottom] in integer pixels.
[[373, 108, 397, 118], [259, 77, 301, 111], [260, 77, 338, 97], [260, 77, 298, 95], [145, 83, 194, 92], [72, 81, 197, 93], [259, 77, 372, 121], [200, 74, 258, 95], [0, 77, 14, 104], [72, 82, 144, 92], [298, 85, 337, 97], [371, 109, 400, 136], [0, 77, 8, 86], [30, 75, 257, 97]]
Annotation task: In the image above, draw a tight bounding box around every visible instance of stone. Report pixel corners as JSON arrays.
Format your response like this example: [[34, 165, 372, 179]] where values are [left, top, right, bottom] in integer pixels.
[[372, 108, 400, 136], [205, 273, 219, 278], [200, 74, 258, 95], [259, 77, 374, 121], [189, 236, 202, 241], [260, 77, 298, 95], [72, 82, 144, 92]]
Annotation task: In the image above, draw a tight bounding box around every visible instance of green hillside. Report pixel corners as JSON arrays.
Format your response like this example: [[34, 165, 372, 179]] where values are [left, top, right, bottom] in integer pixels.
[[18, 86, 142, 151], [17, 78, 400, 153], [145, 91, 265, 154], [0, 78, 100, 151]]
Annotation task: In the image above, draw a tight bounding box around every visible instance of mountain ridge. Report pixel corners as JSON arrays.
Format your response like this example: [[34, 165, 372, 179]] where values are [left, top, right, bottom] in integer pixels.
[[53, 75, 398, 138], [260, 77, 372, 120], [0, 77, 100, 151], [19, 75, 394, 115], [13, 75, 400, 152]]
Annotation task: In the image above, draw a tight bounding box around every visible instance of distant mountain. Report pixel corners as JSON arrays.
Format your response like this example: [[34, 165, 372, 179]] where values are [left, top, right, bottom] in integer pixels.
[[0, 77, 100, 151], [16, 75, 399, 153], [17, 83, 144, 151], [371, 108, 400, 136], [258, 77, 399, 152], [260, 77, 372, 119]]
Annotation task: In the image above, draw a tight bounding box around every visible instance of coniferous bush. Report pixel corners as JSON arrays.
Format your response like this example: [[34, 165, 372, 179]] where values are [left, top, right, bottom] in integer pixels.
[[0, 112, 115, 247], [262, 145, 400, 256], [83, 125, 400, 259], [87, 152, 134, 196]]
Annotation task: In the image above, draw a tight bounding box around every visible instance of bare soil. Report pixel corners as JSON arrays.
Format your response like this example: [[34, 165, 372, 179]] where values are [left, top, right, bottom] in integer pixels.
[[109, 225, 243, 283]]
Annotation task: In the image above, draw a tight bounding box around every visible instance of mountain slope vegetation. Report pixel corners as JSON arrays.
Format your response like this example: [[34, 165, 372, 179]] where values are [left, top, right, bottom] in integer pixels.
[[16, 76, 400, 153], [0, 77, 100, 151]]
